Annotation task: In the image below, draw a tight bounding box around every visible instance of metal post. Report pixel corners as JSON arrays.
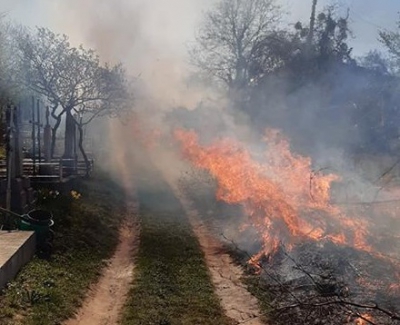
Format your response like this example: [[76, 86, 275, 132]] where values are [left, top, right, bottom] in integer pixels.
[[73, 114, 77, 173], [59, 158, 63, 181], [43, 106, 51, 162], [36, 99, 41, 166], [5, 106, 13, 211], [31, 96, 36, 175], [13, 106, 22, 178]]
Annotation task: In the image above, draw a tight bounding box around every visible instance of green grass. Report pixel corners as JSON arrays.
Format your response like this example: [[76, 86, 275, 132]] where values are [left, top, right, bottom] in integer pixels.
[[180, 176, 274, 322], [0, 172, 126, 325], [241, 273, 273, 318], [120, 183, 234, 325]]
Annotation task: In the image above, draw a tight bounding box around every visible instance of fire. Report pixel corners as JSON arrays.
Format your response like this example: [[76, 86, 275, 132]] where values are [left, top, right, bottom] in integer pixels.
[[354, 313, 373, 324], [174, 128, 373, 259], [388, 282, 400, 294]]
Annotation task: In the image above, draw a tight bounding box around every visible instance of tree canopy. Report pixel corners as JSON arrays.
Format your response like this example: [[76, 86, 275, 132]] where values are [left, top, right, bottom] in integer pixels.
[[13, 27, 133, 168], [191, 0, 281, 91]]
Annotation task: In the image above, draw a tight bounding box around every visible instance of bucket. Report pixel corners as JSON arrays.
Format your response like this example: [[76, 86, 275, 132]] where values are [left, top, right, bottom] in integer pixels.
[[18, 210, 54, 258]]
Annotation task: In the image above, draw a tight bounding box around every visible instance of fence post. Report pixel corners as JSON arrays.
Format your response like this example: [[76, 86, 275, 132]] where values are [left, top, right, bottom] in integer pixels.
[[59, 159, 63, 182]]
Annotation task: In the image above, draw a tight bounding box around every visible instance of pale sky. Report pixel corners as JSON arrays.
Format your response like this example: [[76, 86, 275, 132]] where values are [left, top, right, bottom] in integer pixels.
[[1, 0, 399, 57], [0, 0, 398, 115], [283, 0, 400, 56]]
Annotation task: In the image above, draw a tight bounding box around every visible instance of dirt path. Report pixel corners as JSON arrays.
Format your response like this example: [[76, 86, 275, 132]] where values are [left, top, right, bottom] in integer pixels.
[[149, 149, 265, 324], [166, 181, 265, 325], [64, 202, 139, 325]]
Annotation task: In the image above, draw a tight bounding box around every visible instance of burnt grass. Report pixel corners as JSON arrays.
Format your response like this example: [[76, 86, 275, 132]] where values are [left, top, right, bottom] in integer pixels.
[[178, 172, 400, 325], [120, 168, 234, 325], [0, 172, 126, 325]]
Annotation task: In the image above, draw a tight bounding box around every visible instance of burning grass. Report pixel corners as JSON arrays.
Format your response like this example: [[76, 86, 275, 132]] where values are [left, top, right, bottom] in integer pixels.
[[174, 127, 400, 324], [179, 172, 400, 324], [120, 176, 234, 325], [174, 128, 374, 254], [0, 172, 126, 325]]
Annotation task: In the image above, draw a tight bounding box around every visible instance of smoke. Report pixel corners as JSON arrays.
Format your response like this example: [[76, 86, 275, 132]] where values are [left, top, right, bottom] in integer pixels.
[[5, 0, 400, 258], [7, 1, 398, 318], [1, 0, 389, 215], [26, 0, 221, 190], [40, 0, 216, 107]]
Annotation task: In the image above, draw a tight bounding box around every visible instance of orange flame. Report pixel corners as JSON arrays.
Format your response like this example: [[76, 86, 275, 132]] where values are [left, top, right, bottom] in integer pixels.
[[174, 128, 373, 259], [354, 313, 374, 324]]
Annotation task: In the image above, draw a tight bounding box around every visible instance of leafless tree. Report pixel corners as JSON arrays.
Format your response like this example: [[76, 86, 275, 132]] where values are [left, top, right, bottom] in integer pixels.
[[191, 0, 282, 93], [73, 63, 133, 175], [13, 27, 133, 174]]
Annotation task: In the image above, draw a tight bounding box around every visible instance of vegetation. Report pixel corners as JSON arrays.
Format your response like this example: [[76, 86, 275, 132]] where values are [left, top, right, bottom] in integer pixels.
[[0, 173, 126, 325], [12, 27, 133, 172], [186, 0, 400, 158], [120, 175, 233, 325], [2, 0, 400, 324], [191, 0, 281, 92]]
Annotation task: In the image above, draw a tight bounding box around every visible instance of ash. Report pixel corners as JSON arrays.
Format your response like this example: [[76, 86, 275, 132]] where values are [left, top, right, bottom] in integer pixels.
[[262, 241, 400, 324]]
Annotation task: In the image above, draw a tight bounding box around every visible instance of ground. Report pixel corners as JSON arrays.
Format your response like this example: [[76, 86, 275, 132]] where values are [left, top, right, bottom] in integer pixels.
[[64, 203, 139, 325], [0, 160, 267, 325], [66, 155, 266, 325]]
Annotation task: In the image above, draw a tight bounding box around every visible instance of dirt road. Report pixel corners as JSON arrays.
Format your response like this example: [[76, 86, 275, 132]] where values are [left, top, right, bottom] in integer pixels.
[[63, 202, 139, 325], [177, 190, 265, 324]]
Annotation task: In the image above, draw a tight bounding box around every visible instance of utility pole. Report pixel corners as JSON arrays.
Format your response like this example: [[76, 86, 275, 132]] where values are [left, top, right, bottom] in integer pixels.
[[306, 0, 318, 51]]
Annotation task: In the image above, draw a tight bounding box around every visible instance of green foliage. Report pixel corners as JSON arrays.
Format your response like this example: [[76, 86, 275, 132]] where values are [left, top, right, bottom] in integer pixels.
[[289, 7, 353, 75]]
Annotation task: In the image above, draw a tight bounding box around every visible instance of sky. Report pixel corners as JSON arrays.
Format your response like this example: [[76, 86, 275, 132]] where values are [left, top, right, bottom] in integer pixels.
[[280, 0, 400, 56], [1, 0, 399, 57], [0, 0, 399, 110]]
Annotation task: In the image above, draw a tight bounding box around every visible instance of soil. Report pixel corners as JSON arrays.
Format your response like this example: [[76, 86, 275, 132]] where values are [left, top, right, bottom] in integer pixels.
[[63, 202, 139, 325], [168, 181, 266, 325]]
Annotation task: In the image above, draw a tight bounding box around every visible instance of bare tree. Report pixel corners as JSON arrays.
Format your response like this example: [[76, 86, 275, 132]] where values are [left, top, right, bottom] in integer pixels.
[[191, 0, 281, 93], [72, 64, 133, 175], [13, 27, 132, 173], [379, 16, 400, 72]]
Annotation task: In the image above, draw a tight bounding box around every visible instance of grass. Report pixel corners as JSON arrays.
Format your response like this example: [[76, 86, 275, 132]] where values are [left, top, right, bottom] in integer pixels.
[[240, 272, 273, 318], [0, 172, 126, 325], [180, 175, 274, 322], [120, 181, 234, 325]]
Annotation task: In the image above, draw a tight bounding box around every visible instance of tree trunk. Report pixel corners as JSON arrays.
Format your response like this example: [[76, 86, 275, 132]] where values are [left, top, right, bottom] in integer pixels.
[[43, 125, 51, 162], [63, 110, 75, 159], [307, 0, 318, 50], [50, 116, 62, 159], [77, 124, 90, 177], [13, 106, 23, 178]]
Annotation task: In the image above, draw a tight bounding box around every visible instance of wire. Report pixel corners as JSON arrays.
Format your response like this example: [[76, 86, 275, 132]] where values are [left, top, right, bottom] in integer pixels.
[[348, 1, 393, 31]]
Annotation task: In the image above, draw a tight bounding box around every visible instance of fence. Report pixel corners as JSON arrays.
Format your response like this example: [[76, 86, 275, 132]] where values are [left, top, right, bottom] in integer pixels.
[[0, 158, 94, 183]]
